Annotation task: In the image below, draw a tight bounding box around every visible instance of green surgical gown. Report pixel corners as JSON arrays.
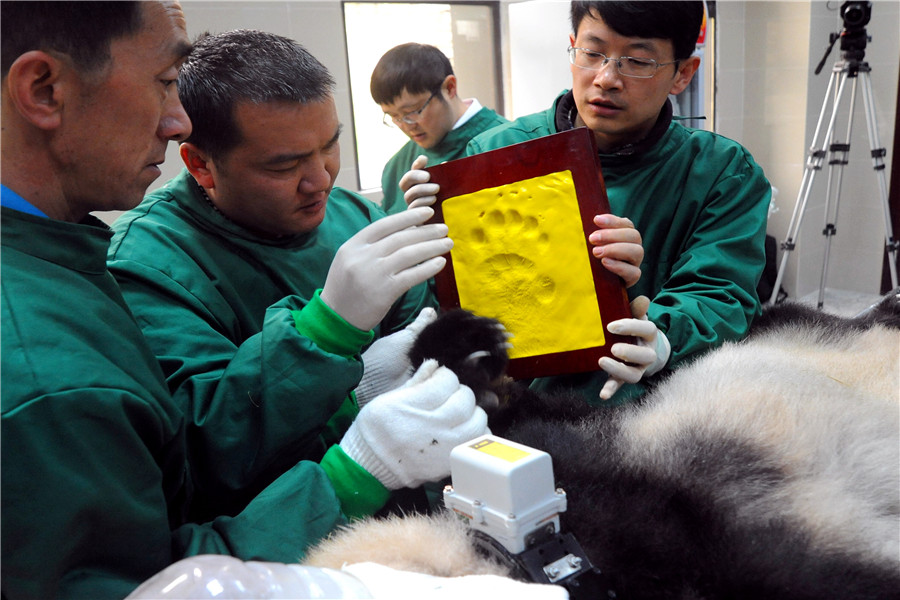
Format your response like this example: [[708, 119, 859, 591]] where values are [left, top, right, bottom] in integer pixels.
[[1, 208, 348, 600], [108, 170, 435, 519]]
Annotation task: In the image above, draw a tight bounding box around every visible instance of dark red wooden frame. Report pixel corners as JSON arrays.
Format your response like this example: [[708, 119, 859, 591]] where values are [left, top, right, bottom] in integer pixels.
[[425, 127, 634, 379]]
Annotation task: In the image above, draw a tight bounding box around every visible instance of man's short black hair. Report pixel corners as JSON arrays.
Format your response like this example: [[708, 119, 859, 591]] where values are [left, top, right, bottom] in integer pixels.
[[370, 43, 454, 105], [570, 1, 704, 60], [1, 1, 142, 78], [177, 29, 336, 161]]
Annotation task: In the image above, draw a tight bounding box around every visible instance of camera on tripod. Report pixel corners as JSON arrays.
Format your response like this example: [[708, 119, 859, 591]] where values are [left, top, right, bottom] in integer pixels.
[[771, 0, 898, 308], [838, 1, 871, 58], [814, 1, 872, 79], [841, 1, 871, 29]]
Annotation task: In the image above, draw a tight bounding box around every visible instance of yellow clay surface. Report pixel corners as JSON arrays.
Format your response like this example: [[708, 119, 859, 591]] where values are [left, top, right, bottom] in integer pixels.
[[443, 170, 605, 358]]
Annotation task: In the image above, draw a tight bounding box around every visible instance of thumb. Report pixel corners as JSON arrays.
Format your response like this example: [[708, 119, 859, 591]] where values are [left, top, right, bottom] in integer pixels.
[[410, 155, 428, 171], [401, 363, 462, 410], [402, 358, 441, 388], [399, 157, 431, 191], [405, 307, 438, 337], [630, 295, 650, 319]]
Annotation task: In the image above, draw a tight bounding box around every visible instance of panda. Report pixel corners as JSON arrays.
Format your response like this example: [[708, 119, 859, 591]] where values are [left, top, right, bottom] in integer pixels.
[[304, 294, 900, 600]]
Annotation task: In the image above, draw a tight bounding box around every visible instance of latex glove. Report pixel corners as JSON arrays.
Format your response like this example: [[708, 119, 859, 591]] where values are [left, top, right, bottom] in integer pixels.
[[126, 554, 373, 599], [598, 296, 671, 400], [320, 207, 451, 331], [355, 307, 438, 407], [399, 155, 440, 209], [342, 562, 569, 600], [340, 359, 489, 490]]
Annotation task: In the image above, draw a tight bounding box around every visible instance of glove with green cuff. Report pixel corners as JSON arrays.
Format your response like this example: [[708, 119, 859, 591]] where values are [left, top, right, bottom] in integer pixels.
[[340, 359, 489, 490]]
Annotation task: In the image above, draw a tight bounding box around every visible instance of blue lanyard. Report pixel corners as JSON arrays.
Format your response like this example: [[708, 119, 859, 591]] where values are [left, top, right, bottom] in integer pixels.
[[1, 184, 49, 218]]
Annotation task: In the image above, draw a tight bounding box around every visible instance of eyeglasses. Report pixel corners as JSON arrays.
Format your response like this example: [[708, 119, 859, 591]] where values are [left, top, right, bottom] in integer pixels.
[[382, 90, 440, 127], [568, 47, 679, 79]]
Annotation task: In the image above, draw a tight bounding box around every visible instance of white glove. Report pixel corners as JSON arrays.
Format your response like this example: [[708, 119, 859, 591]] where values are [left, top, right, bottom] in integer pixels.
[[126, 554, 373, 599], [340, 359, 489, 490], [320, 207, 451, 331], [342, 562, 569, 600], [355, 308, 438, 407], [598, 295, 671, 400], [399, 156, 440, 210]]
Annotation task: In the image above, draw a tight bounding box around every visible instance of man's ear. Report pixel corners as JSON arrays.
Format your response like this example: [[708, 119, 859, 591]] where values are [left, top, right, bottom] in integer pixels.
[[669, 55, 701, 96], [180, 143, 216, 189], [5, 51, 66, 130], [443, 74, 458, 99]]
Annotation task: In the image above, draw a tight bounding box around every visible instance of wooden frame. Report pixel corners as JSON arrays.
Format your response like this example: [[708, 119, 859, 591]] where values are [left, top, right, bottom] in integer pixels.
[[425, 127, 634, 379]]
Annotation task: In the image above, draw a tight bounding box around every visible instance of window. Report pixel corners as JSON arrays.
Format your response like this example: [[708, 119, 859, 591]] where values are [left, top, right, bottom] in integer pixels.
[[342, 2, 501, 194]]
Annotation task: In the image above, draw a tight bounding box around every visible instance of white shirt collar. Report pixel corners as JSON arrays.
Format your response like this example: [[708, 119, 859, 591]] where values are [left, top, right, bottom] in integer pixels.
[[453, 98, 483, 130]]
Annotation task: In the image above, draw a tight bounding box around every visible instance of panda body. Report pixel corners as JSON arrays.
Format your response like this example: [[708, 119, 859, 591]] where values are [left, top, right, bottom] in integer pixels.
[[305, 297, 900, 599]]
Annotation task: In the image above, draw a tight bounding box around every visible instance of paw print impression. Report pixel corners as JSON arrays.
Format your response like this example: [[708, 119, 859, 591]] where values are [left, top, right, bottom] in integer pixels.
[[474, 207, 555, 305], [442, 171, 606, 359]]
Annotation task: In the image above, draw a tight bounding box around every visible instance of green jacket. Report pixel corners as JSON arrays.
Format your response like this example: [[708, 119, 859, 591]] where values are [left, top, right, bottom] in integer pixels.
[[108, 170, 433, 519], [468, 91, 771, 404], [1, 208, 351, 600], [380, 106, 508, 214]]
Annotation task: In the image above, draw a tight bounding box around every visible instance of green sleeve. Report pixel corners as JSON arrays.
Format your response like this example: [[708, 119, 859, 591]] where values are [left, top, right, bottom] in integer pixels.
[[108, 258, 369, 517], [644, 154, 771, 367], [319, 444, 391, 520], [292, 289, 374, 356], [2, 389, 183, 600], [1, 386, 351, 599], [320, 394, 360, 447], [173, 460, 351, 562]]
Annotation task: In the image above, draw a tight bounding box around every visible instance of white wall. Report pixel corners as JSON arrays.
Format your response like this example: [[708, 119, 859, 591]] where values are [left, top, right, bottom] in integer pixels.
[[506, 1, 571, 118], [715, 0, 899, 300]]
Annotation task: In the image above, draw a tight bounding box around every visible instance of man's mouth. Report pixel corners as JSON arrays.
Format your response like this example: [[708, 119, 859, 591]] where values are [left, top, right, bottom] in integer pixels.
[[587, 97, 623, 117], [299, 195, 327, 211]]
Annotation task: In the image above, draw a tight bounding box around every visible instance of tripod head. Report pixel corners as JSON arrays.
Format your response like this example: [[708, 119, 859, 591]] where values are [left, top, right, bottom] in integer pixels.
[[814, 1, 872, 75]]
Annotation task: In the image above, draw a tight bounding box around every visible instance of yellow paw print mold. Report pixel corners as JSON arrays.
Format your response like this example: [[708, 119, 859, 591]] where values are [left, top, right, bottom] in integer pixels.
[[442, 170, 606, 359]]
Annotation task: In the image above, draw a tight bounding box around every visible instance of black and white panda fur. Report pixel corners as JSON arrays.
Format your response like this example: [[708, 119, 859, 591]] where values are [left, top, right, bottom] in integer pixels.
[[305, 294, 900, 600]]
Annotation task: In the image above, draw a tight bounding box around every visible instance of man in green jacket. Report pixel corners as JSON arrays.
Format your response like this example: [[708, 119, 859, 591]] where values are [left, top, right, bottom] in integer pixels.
[[372, 43, 508, 214], [404, 1, 771, 404], [2, 8, 483, 598], [107, 29, 488, 523]]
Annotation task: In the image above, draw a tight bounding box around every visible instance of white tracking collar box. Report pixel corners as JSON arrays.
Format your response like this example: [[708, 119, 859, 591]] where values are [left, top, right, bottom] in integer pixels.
[[443, 434, 567, 554]]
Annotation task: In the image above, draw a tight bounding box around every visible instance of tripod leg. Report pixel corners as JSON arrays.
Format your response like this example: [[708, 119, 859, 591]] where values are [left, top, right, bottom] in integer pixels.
[[817, 70, 858, 308], [768, 67, 843, 305], [859, 70, 899, 288], [770, 155, 819, 305]]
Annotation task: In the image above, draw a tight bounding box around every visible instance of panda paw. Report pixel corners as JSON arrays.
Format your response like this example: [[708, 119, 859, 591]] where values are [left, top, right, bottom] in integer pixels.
[[408, 309, 511, 405]]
